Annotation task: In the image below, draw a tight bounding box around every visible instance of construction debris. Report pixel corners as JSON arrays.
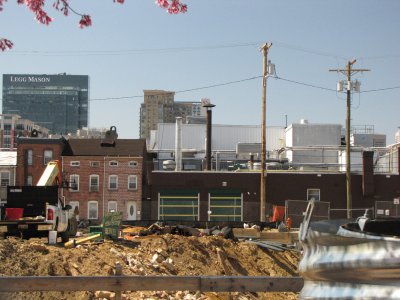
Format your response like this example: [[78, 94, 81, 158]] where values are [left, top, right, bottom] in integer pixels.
[[64, 233, 101, 248], [0, 231, 300, 300]]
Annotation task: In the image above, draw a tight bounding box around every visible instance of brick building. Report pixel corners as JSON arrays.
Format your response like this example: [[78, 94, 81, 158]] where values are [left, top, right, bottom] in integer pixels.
[[62, 137, 149, 223], [16, 137, 66, 186]]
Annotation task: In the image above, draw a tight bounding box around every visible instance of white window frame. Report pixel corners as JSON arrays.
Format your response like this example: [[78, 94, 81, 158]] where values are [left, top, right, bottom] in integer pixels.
[[108, 175, 118, 190], [70, 161, 80, 167], [69, 174, 80, 191], [109, 160, 118, 167], [128, 175, 137, 190], [0, 171, 10, 187], [90, 161, 100, 167], [307, 188, 320, 201], [43, 150, 53, 165], [88, 201, 98, 220], [89, 174, 99, 192], [108, 201, 118, 213], [128, 161, 138, 168]]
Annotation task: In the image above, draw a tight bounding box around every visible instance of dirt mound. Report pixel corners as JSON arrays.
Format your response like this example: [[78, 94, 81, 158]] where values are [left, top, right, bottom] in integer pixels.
[[0, 234, 300, 299]]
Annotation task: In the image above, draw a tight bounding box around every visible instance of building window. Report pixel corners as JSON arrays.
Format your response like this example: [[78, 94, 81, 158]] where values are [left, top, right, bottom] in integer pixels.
[[129, 161, 138, 168], [0, 172, 10, 186], [90, 161, 100, 167], [307, 189, 320, 201], [26, 175, 33, 186], [69, 174, 79, 191], [109, 160, 118, 167], [26, 150, 33, 165], [43, 150, 53, 165], [108, 201, 117, 212], [70, 161, 80, 167], [88, 201, 98, 220], [89, 175, 99, 192], [128, 175, 137, 190], [108, 175, 118, 190]]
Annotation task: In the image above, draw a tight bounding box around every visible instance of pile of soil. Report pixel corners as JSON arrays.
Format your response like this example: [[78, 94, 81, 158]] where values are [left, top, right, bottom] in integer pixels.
[[0, 234, 300, 300]]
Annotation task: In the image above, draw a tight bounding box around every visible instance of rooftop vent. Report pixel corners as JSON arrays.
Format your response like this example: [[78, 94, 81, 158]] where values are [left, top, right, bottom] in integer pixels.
[[101, 126, 118, 147]]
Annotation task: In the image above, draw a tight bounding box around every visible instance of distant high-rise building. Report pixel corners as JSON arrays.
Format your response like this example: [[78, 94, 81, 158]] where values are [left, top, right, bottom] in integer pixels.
[[139, 90, 205, 139], [2, 74, 89, 135]]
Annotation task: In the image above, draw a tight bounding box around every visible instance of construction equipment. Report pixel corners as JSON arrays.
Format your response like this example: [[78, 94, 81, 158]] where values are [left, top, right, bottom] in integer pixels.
[[0, 160, 75, 243]]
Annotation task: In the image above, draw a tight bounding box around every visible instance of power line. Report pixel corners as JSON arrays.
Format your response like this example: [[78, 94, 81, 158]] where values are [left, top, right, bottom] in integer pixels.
[[274, 76, 337, 92], [1, 75, 399, 103], [88, 76, 263, 101], [1, 42, 260, 56], [361, 86, 400, 93]]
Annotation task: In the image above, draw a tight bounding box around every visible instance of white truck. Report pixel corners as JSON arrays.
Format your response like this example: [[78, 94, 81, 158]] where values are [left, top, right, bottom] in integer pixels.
[[0, 160, 77, 242]]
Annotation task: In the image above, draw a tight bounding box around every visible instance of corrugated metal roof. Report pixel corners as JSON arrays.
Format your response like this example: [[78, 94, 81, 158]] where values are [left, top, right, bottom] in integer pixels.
[[152, 124, 285, 151], [0, 151, 17, 166], [63, 139, 146, 156]]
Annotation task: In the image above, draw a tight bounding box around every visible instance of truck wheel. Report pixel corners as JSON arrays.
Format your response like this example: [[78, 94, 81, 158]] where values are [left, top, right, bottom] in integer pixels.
[[67, 217, 78, 237]]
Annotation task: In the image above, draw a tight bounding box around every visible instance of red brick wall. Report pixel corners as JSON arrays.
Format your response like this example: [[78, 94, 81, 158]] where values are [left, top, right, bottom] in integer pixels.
[[16, 141, 64, 185], [62, 156, 143, 222]]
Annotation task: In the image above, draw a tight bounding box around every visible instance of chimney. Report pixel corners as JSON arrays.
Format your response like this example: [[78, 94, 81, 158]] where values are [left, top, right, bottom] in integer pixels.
[[175, 117, 182, 171]]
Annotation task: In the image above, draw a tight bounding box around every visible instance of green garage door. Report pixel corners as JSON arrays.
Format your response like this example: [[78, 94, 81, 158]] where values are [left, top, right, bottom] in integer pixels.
[[209, 190, 242, 221], [159, 190, 199, 221]]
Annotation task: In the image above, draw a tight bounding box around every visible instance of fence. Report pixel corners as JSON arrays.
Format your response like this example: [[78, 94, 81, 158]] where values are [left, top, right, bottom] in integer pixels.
[[375, 201, 400, 218], [0, 264, 304, 299], [285, 200, 330, 228]]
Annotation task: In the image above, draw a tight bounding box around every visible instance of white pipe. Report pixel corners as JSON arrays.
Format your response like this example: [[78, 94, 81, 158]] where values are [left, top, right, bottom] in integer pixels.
[[175, 117, 182, 171]]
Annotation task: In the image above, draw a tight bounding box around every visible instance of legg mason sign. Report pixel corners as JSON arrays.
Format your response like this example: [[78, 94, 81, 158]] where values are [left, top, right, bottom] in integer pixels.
[[9, 76, 51, 83]]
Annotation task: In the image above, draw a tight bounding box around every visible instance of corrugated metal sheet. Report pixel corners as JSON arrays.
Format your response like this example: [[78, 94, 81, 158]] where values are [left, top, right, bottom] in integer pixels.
[[153, 124, 285, 152], [299, 203, 400, 299]]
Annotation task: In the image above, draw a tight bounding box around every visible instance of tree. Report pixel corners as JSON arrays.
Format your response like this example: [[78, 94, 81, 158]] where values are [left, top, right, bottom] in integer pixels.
[[0, 0, 187, 51]]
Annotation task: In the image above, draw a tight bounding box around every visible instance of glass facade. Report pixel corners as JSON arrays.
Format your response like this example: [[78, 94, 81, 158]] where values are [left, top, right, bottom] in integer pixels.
[[2, 74, 89, 135]]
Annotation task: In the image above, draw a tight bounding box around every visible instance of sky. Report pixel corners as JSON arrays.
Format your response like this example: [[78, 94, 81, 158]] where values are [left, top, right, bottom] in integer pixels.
[[1, 0, 399, 144]]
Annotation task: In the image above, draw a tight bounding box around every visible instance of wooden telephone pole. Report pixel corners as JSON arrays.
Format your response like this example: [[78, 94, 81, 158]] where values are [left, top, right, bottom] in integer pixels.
[[330, 60, 369, 219], [260, 43, 272, 222]]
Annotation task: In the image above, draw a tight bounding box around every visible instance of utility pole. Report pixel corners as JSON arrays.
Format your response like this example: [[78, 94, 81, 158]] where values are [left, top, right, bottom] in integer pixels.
[[330, 60, 369, 219], [259, 42, 272, 222]]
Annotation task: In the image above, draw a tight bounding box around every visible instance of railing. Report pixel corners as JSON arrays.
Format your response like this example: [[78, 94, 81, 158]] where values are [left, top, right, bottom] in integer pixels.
[[0, 264, 304, 299]]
